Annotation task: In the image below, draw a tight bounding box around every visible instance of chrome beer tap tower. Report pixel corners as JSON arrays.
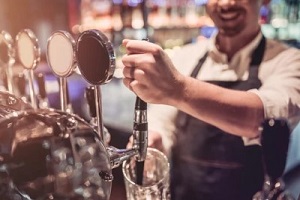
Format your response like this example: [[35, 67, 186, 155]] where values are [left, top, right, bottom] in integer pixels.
[[0, 28, 154, 200], [75, 29, 148, 170]]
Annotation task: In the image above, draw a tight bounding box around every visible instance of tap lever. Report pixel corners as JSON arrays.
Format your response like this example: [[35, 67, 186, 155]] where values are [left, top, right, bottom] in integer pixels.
[[85, 86, 97, 118], [15, 73, 27, 101], [36, 73, 50, 109], [36, 73, 47, 99]]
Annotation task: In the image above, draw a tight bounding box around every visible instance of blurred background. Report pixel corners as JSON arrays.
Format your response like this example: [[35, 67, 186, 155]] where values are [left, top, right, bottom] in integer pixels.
[[0, 0, 299, 199]]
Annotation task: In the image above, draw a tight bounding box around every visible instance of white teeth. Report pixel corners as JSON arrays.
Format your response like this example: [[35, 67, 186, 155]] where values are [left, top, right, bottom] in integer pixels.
[[220, 12, 239, 20]]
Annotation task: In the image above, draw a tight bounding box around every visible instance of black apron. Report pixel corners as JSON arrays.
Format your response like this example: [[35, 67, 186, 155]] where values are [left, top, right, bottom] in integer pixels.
[[171, 36, 266, 200]]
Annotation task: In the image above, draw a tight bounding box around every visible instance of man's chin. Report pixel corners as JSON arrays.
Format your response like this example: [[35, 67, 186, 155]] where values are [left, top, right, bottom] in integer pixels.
[[218, 27, 243, 37]]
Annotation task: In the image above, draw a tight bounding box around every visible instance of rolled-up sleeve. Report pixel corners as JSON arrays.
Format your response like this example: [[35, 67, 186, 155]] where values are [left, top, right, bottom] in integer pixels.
[[249, 47, 300, 130]]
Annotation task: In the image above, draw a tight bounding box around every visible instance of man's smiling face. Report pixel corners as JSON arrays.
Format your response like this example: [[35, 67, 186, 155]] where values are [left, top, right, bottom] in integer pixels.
[[206, 0, 264, 37]]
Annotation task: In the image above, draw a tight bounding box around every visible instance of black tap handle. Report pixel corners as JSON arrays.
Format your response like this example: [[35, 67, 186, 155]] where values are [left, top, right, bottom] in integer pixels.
[[85, 86, 96, 118], [135, 96, 147, 110], [15, 73, 26, 96], [135, 38, 149, 111], [36, 73, 47, 99], [261, 118, 290, 181]]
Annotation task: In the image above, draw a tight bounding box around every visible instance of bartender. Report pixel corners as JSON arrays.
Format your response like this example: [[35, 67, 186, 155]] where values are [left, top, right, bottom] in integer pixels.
[[122, 0, 300, 199]]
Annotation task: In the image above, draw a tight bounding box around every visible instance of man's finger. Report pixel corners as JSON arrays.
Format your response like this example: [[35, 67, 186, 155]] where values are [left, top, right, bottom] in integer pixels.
[[122, 39, 162, 55]]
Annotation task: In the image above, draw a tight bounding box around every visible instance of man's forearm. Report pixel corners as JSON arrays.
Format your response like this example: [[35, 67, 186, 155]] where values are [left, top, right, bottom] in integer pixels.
[[169, 76, 265, 138]]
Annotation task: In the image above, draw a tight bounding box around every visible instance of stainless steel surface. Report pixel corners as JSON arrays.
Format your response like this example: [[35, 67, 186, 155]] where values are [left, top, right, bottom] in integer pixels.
[[0, 90, 32, 117], [0, 108, 112, 199]]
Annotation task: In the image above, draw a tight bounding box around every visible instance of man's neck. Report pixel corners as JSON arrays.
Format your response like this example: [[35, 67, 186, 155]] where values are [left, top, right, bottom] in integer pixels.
[[216, 27, 261, 61]]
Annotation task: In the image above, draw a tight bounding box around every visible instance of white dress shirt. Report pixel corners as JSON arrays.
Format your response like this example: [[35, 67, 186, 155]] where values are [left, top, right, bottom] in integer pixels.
[[148, 31, 300, 155]]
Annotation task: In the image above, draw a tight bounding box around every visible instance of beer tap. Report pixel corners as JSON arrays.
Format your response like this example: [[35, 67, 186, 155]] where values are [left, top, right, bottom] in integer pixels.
[[84, 84, 134, 168], [36, 73, 49, 109], [75, 30, 151, 172], [15, 29, 41, 109], [0, 31, 16, 94], [106, 95, 148, 183], [46, 31, 76, 113], [76, 29, 115, 143], [253, 118, 294, 200], [76, 29, 143, 168]]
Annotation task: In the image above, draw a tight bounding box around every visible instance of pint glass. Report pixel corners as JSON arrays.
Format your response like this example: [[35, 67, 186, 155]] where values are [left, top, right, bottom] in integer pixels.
[[122, 148, 170, 200]]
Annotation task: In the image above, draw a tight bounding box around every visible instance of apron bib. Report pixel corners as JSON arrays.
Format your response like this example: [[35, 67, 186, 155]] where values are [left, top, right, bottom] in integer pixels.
[[171, 36, 266, 200]]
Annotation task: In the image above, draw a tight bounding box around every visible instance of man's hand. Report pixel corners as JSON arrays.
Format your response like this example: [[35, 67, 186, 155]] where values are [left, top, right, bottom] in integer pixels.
[[122, 39, 185, 106]]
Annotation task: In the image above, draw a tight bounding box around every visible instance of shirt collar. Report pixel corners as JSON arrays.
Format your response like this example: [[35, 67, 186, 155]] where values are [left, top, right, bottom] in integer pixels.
[[208, 31, 263, 66]]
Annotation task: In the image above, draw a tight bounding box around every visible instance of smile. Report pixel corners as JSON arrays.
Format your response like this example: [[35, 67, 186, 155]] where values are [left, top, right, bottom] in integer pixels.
[[219, 11, 241, 21]]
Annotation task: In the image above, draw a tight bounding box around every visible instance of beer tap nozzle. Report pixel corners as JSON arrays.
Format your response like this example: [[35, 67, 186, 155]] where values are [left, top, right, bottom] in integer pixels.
[[107, 146, 137, 169]]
